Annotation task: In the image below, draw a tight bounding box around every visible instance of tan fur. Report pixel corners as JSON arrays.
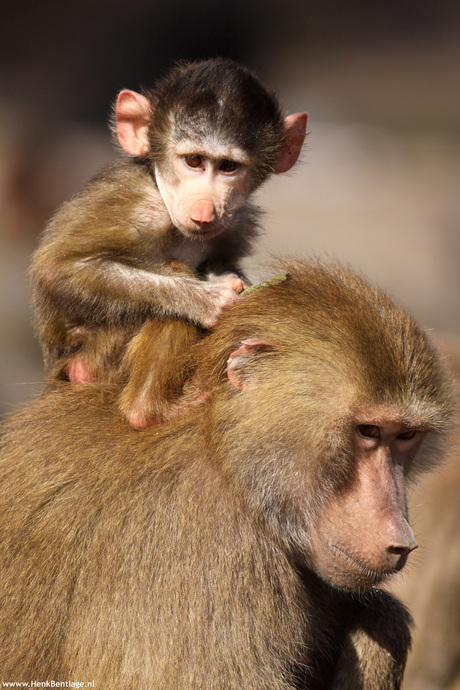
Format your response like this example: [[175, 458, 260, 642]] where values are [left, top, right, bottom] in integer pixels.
[[1, 260, 455, 688]]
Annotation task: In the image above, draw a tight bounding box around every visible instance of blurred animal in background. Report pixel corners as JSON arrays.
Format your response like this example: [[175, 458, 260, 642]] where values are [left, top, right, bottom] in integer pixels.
[[393, 341, 460, 690], [30, 58, 307, 428], [0, 260, 454, 688]]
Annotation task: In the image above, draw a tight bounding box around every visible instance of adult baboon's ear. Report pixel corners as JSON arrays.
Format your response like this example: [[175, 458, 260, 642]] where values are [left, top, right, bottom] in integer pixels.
[[226, 338, 278, 391]]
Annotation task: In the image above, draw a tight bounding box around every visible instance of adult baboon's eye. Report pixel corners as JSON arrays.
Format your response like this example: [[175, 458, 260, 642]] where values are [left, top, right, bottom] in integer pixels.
[[357, 424, 380, 438], [185, 155, 202, 169], [397, 429, 417, 440], [219, 159, 239, 173]]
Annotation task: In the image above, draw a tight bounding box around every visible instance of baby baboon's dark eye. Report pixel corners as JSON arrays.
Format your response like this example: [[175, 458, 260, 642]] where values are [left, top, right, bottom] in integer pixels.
[[185, 155, 202, 169], [219, 159, 239, 173]]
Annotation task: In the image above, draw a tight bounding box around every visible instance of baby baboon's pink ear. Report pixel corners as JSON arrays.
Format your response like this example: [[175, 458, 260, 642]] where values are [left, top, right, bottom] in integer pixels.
[[116, 90, 151, 156], [274, 112, 308, 174]]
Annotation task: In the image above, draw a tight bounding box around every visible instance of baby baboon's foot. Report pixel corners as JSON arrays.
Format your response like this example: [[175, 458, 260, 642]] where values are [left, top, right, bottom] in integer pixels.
[[66, 358, 93, 384]]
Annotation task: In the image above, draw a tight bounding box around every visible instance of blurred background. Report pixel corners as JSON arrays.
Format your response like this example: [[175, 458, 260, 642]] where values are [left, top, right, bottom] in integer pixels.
[[0, 0, 459, 412]]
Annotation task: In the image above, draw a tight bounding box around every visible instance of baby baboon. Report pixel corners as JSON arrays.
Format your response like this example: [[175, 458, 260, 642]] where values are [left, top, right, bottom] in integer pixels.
[[30, 58, 307, 427]]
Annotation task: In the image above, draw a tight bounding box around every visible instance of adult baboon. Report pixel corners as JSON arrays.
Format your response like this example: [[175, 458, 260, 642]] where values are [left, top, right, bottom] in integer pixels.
[[0, 260, 454, 688]]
